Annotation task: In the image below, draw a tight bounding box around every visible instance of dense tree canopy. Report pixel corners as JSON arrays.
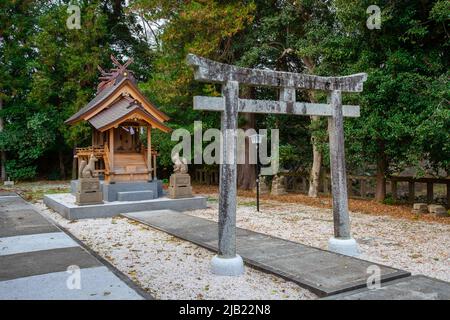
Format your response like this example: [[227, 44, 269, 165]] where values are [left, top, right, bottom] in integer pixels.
[[0, 0, 448, 199]]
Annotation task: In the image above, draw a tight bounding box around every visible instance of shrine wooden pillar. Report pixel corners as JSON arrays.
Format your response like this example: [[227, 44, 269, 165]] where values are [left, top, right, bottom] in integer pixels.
[[109, 128, 114, 183], [147, 126, 152, 181]]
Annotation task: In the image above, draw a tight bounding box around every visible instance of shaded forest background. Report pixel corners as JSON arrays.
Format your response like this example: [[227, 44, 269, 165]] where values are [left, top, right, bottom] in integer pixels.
[[0, 0, 448, 202]]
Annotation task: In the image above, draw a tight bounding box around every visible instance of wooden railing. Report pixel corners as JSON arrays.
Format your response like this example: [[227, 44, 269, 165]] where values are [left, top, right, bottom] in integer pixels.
[[142, 147, 159, 179], [194, 168, 219, 185], [390, 176, 449, 205], [75, 146, 105, 158]]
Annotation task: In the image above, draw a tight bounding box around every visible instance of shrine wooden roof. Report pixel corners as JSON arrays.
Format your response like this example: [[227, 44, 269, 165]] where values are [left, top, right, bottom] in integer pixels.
[[88, 97, 171, 133], [65, 56, 170, 131]]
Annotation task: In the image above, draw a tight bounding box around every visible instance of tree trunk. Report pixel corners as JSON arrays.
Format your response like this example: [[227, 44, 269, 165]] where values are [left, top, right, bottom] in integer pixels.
[[237, 86, 256, 190], [72, 144, 77, 180], [58, 149, 66, 180], [375, 142, 387, 202], [237, 112, 256, 190], [301, 57, 323, 198], [308, 116, 322, 198], [0, 97, 5, 181]]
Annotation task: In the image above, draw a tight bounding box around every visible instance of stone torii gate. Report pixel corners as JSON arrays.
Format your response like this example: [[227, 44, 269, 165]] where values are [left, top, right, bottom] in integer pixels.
[[187, 54, 367, 276]]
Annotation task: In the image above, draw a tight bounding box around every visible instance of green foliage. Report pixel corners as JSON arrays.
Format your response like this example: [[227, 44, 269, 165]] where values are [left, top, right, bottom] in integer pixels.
[[382, 196, 395, 205], [335, 0, 449, 175], [0, 0, 154, 179], [5, 161, 37, 181], [0, 0, 448, 181]]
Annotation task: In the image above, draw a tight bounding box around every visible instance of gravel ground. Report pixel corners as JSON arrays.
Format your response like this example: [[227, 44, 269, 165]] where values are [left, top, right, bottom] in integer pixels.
[[34, 192, 449, 299], [35, 201, 317, 300], [189, 197, 450, 282]]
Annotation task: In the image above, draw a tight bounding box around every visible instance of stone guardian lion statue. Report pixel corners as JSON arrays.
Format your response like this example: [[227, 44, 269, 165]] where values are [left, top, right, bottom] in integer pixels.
[[78, 154, 98, 178], [172, 153, 188, 174]]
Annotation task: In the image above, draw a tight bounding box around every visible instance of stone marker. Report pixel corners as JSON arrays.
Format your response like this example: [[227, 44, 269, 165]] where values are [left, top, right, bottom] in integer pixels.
[[412, 203, 428, 214], [428, 204, 447, 216], [254, 178, 269, 195], [75, 154, 103, 205], [271, 175, 287, 196], [168, 153, 193, 199], [4, 179, 14, 186]]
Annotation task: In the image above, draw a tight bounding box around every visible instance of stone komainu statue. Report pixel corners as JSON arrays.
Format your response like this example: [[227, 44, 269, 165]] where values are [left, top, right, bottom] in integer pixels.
[[78, 154, 98, 178], [168, 152, 192, 199], [172, 153, 188, 174]]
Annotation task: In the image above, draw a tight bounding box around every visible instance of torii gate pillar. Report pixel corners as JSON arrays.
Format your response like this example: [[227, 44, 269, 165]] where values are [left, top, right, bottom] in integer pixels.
[[210, 80, 245, 275], [327, 90, 359, 256]]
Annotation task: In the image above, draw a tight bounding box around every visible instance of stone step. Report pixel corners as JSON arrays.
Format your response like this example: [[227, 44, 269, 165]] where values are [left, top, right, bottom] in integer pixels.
[[117, 190, 154, 201]]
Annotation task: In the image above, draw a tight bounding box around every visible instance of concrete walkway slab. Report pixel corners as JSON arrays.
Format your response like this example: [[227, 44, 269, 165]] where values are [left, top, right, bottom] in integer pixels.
[[0, 208, 59, 238], [123, 210, 411, 297], [0, 247, 102, 281], [0, 193, 149, 300], [323, 275, 450, 300], [0, 266, 144, 300], [0, 232, 78, 256]]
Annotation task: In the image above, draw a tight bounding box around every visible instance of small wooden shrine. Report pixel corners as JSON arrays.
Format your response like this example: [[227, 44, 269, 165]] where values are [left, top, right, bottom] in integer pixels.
[[66, 55, 171, 184]]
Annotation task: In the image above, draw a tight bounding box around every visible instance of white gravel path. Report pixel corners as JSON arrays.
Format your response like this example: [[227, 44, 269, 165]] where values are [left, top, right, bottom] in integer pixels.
[[189, 198, 450, 282], [35, 201, 317, 300], [35, 194, 450, 299]]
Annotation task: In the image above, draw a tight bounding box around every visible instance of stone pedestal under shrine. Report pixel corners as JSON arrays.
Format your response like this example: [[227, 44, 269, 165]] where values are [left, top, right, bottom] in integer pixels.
[[168, 173, 193, 199], [75, 177, 103, 205]]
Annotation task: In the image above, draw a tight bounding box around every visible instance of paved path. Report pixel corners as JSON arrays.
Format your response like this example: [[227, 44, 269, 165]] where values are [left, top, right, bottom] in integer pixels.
[[0, 193, 149, 300], [323, 275, 450, 300], [122, 210, 415, 297]]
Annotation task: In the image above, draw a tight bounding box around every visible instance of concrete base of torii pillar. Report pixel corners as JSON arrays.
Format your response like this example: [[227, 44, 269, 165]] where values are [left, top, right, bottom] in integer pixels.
[[328, 237, 360, 257], [211, 255, 245, 276]]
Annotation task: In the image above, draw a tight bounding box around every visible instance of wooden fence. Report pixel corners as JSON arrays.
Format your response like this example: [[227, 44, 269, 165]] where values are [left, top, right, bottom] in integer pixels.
[[193, 168, 449, 207]]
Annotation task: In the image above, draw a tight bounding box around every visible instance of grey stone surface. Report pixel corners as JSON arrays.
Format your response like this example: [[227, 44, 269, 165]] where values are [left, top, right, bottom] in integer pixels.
[[413, 203, 428, 212], [328, 90, 352, 239], [71, 180, 163, 202], [44, 193, 207, 220], [0, 209, 59, 237], [123, 210, 411, 297], [0, 266, 144, 300], [75, 177, 103, 205], [186, 54, 367, 93], [0, 232, 78, 256], [211, 255, 245, 276], [0, 197, 34, 212], [194, 96, 361, 117], [328, 237, 359, 257], [0, 193, 149, 300], [0, 247, 102, 281], [0, 192, 20, 197], [217, 80, 239, 259], [117, 190, 154, 201], [428, 204, 447, 216], [323, 275, 450, 300]]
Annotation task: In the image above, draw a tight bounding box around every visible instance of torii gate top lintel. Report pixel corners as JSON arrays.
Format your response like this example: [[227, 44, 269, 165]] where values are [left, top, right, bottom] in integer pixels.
[[187, 54, 367, 93]]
